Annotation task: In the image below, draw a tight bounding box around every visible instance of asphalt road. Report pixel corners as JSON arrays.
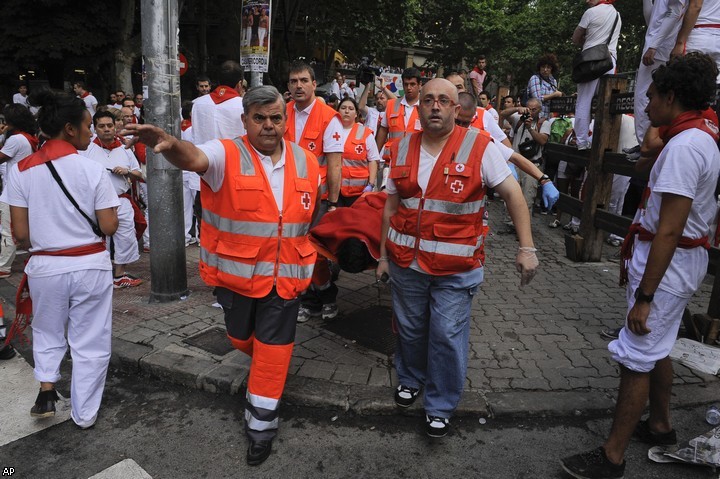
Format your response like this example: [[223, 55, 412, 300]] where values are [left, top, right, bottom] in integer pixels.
[[0, 365, 715, 479]]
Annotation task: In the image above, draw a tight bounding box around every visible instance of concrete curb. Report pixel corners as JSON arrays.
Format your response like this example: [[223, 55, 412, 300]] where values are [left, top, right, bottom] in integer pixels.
[[110, 344, 717, 420]]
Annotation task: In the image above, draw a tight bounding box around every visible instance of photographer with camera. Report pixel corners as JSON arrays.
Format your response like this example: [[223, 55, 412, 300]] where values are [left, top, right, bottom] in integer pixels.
[[358, 75, 397, 136], [505, 98, 550, 214]]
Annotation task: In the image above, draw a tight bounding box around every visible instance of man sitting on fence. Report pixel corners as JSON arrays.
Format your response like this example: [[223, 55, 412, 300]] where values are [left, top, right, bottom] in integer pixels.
[[561, 52, 720, 479]]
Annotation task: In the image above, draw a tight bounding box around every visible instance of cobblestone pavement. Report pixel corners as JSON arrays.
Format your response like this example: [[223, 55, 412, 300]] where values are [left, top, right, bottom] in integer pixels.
[[2, 198, 716, 416]]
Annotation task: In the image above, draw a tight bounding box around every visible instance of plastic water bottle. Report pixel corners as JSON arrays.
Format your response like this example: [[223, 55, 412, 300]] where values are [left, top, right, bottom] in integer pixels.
[[707, 405, 720, 426]]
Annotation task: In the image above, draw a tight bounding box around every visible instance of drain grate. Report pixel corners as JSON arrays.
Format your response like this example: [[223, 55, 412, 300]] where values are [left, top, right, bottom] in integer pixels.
[[182, 326, 234, 356], [323, 305, 396, 356]]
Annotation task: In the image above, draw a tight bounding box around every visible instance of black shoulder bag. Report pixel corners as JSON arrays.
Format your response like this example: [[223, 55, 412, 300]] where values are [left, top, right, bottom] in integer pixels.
[[45, 162, 104, 238], [571, 12, 620, 84]]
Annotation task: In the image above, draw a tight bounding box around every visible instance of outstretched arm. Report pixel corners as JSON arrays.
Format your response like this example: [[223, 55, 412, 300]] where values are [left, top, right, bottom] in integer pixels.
[[121, 123, 210, 173]]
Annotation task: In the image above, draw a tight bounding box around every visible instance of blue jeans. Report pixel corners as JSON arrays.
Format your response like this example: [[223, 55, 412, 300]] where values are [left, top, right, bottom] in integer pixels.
[[389, 262, 483, 418]]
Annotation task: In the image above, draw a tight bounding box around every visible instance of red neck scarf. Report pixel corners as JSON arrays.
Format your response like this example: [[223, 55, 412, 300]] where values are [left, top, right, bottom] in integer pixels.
[[18, 139, 77, 171], [93, 136, 123, 150], [209, 85, 240, 104], [660, 110, 720, 144], [181, 119, 192, 131], [13, 131, 39, 152], [80, 91, 90, 99]]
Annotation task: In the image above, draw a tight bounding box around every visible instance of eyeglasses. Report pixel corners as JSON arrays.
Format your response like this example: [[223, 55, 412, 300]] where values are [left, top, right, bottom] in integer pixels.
[[421, 96, 456, 108], [251, 113, 284, 125], [454, 119, 471, 128]]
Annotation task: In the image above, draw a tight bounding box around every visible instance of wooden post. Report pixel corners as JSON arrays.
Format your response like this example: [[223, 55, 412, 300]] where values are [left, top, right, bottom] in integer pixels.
[[578, 75, 627, 262]]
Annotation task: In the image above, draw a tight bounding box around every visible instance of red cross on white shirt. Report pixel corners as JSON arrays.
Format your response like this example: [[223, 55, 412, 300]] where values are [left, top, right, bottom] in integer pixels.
[[332, 132, 341, 141]]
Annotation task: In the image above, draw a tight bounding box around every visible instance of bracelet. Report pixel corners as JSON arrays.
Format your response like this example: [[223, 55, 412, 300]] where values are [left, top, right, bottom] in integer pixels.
[[518, 247, 537, 253]]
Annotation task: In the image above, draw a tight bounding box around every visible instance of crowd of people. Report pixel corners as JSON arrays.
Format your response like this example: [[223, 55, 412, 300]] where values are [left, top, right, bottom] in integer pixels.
[[0, 0, 719, 477]]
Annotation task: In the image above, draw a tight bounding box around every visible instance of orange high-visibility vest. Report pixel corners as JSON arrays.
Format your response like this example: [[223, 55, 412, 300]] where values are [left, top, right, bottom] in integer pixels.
[[199, 137, 319, 299], [471, 108, 485, 130], [340, 123, 374, 197], [285, 100, 340, 199], [382, 98, 421, 160], [386, 126, 490, 275]]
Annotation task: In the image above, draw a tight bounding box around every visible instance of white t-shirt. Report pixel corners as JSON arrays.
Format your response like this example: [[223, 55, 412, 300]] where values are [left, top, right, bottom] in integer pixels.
[[698, 0, 720, 24], [364, 107, 385, 136], [81, 142, 140, 195], [292, 100, 344, 154], [12, 93, 28, 108], [630, 128, 720, 298], [7, 154, 120, 277], [485, 106, 499, 123], [380, 97, 420, 130], [579, 4, 622, 57], [339, 125, 381, 163], [386, 138, 512, 194], [191, 94, 246, 145], [478, 109, 508, 144], [81, 94, 98, 117], [0, 134, 35, 203], [644, 0, 687, 60], [198, 139, 321, 211]]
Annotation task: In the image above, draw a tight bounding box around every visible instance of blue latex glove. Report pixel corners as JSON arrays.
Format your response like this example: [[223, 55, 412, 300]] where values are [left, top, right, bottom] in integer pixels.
[[363, 184, 373, 193], [542, 180, 559, 210], [508, 163, 519, 180]]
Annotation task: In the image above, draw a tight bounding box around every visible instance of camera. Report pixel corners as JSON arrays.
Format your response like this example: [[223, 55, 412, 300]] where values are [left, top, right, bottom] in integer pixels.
[[519, 113, 530, 123], [357, 56, 382, 85]]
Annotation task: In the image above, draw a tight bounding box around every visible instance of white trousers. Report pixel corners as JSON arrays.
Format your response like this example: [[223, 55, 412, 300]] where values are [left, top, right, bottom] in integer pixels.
[[574, 60, 616, 147], [0, 201, 16, 273], [687, 28, 720, 82], [634, 57, 665, 144], [608, 174, 631, 241], [182, 180, 197, 243], [139, 183, 150, 249], [30, 269, 113, 428], [110, 197, 139, 265], [258, 28, 267, 48]]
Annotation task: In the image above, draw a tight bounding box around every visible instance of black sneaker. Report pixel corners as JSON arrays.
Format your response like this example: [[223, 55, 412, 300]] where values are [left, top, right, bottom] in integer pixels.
[[0, 343, 16, 360], [425, 415, 449, 438], [633, 420, 677, 446], [600, 327, 623, 340], [561, 447, 625, 479], [394, 385, 420, 408], [30, 389, 59, 418]]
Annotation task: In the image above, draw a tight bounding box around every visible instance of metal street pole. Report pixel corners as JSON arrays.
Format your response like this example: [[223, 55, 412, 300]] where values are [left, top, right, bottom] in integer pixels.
[[141, 0, 188, 302]]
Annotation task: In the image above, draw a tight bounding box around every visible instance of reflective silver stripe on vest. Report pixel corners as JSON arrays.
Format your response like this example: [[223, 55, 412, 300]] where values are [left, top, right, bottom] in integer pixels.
[[245, 409, 279, 431], [400, 197, 420, 209], [232, 138, 256, 175], [388, 131, 405, 139], [316, 154, 327, 167], [200, 247, 276, 278], [202, 209, 309, 238], [395, 135, 412, 166], [422, 198, 486, 216], [387, 227, 416, 248], [418, 238, 477, 257], [289, 142, 309, 179], [278, 263, 314, 280], [341, 179, 368, 187], [455, 129, 479, 164], [320, 183, 328, 195], [341, 158, 368, 168], [355, 124, 366, 140]]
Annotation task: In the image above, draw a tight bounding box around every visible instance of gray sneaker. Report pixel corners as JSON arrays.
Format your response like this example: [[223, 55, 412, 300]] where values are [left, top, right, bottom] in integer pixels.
[[321, 303, 338, 320], [297, 306, 321, 323]]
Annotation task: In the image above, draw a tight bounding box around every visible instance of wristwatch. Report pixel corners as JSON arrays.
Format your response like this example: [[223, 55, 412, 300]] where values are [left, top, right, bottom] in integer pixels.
[[539, 174, 551, 184], [327, 201, 338, 207], [634, 288, 654, 304]]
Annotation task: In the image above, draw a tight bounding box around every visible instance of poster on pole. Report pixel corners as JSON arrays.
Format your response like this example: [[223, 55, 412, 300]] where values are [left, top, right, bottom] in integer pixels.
[[240, 0, 271, 73]]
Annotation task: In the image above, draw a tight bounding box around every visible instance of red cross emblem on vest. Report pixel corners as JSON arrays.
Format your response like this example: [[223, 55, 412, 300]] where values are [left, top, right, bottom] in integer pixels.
[[307, 141, 316, 151], [301, 192, 312, 210], [332, 132, 341, 141], [450, 179, 464, 194], [355, 144, 364, 155]]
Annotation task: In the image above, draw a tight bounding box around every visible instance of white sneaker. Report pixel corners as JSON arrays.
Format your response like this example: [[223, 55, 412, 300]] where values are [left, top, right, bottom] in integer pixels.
[[297, 306, 321, 323], [321, 303, 338, 320]]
